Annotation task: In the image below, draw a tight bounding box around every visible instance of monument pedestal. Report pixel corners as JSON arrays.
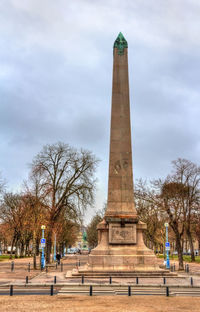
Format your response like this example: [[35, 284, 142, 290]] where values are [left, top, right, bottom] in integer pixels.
[[75, 219, 167, 276]]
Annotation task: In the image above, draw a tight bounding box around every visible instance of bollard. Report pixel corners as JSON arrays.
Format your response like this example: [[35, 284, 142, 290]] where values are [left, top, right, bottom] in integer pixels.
[[191, 277, 193, 286], [174, 263, 176, 272], [166, 286, 169, 297], [79, 259, 81, 266], [54, 276, 57, 284], [28, 262, 30, 272], [128, 286, 131, 296], [163, 277, 166, 285], [185, 264, 189, 273], [136, 277, 139, 285], [26, 276, 28, 284], [50, 285, 54, 296], [109, 276, 112, 284], [11, 261, 14, 272], [10, 285, 13, 296], [82, 275, 84, 284], [61, 262, 63, 272], [89, 285, 93, 296]]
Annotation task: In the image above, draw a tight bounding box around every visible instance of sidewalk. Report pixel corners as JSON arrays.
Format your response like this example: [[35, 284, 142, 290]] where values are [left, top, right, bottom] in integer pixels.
[[157, 257, 200, 274], [0, 255, 200, 286], [0, 255, 84, 285]]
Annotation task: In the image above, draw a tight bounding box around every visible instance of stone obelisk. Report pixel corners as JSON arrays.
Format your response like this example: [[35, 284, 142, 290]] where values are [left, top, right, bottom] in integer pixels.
[[105, 32, 137, 222], [76, 33, 164, 274]]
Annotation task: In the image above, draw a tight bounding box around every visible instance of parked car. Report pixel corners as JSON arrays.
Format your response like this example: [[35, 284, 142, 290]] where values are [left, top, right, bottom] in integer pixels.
[[67, 247, 79, 254]]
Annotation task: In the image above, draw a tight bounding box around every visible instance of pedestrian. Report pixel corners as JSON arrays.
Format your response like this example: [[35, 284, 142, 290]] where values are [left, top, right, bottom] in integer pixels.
[[56, 253, 61, 265]]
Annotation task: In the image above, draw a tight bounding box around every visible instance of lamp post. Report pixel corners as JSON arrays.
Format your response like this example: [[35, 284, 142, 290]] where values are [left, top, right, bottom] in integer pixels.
[[165, 222, 170, 269], [54, 234, 56, 262], [41, 225, 46, 269]]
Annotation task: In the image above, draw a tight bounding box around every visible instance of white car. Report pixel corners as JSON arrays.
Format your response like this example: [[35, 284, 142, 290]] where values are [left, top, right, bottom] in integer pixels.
[[67, 248, 78, 254]]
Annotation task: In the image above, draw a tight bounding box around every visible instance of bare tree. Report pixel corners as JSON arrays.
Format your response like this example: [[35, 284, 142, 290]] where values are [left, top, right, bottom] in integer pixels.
[[135, 179, 185, 270], [161, 181, 185, 269], [54, 212, 79, 255], [87, 213, 103, 249], [135, 158, 200, 270], [0, 193, 27, 258], [30, 142, 98, 263], [0, 172, 6, 196], [22, 176, 47, 268], [135, 179, 165, 252], [168, 158, 200, 261]]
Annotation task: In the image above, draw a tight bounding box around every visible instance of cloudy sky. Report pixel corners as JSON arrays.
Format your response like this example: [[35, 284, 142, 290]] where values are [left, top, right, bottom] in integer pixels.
[[0, 0, 200, 223]]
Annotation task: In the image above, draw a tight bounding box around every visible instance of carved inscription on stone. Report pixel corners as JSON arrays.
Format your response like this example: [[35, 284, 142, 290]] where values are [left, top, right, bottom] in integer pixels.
[[114, 160, 121, 174], [123, 160, 128, 170], [109, 223, 136, 244], [113, 159, 129, 174]]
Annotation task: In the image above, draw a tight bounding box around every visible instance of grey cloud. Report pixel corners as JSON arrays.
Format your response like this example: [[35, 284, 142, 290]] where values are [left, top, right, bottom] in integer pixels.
[[0, 0, 199, 222]]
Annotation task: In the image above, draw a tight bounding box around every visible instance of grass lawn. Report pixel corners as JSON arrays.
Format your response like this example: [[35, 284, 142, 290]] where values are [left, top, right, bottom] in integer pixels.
[[0, 255, 11, 261], [157, 254, 200, 263]]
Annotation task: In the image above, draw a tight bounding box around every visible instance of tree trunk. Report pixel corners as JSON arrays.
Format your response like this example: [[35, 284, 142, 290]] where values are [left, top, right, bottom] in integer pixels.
[[10, 238, 15, 259], [46, 219, 55, 263], [20, 241, 24, 258], [60, 243, 64, 256], [186, 228, 195, 261], [46, 230, 52, 264], [32, 230, 37, 269], [15, 240, 19, 258], [25, 242, 30, 257], [36, 237, 40, 256], [3, 239, 7, 253], [176, 237, 183, 270], [170, 222, 184, 270], [160, 243, 163, 254]]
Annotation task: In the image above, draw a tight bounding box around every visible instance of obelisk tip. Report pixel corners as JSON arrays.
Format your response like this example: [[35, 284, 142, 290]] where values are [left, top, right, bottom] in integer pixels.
[[113, 33, 128, 55]]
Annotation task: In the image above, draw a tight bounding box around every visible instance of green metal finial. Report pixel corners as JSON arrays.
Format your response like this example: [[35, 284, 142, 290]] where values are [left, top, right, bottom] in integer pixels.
[[113, 32, 128, 55]]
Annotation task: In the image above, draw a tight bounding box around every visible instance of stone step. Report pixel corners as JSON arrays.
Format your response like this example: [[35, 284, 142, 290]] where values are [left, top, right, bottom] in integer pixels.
[[58, 285, 200, 296], [69, 272, 177, 278]]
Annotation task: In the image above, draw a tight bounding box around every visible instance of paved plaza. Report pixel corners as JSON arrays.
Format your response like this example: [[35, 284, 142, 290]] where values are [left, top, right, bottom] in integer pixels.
[[0, 255, 200, 287], [0, 255, 200, 312]]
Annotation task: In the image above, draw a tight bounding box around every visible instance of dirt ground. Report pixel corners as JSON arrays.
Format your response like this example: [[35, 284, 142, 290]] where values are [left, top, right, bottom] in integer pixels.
[[0, 295, 200, 312]]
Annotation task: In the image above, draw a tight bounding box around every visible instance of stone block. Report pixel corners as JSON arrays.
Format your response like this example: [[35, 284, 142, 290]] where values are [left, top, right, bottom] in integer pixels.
[[109, 223, 137, 244]]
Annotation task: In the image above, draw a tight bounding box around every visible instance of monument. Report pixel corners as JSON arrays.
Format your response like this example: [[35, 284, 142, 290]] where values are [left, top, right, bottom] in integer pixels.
[[72, 33, 169, 276]]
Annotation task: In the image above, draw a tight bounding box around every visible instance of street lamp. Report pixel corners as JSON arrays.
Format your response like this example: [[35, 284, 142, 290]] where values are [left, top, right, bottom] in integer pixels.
[[165, 222, 170, 269], [54, 234, 56, 262], [41, 225, 46, 269]]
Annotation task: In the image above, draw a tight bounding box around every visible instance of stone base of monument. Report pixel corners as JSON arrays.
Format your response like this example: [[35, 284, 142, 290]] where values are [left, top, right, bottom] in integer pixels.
[[67, 270, 176, 278], [66, 220, 177, 278]]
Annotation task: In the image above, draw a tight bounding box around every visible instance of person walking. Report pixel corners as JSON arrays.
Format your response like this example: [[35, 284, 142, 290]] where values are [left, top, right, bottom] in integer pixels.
[[56, 253, 61, 265]]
